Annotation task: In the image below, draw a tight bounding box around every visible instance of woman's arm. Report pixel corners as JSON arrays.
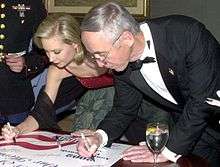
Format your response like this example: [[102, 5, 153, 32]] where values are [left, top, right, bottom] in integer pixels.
[[16, 115, 39, 134], [1, 65, 72, 140], [1, 115, 39, 141], [45, 65, 72, 102]]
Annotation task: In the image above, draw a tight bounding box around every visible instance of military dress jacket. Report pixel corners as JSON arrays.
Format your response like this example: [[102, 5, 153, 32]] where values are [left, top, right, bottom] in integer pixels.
[[0, 0, 48, 115]]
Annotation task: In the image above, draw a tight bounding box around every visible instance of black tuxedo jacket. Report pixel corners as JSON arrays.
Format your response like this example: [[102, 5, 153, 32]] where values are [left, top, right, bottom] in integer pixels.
[[98, 15, 220, 154]]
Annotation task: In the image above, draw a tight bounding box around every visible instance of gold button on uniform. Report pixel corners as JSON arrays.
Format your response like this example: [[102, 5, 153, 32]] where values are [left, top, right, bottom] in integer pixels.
[[0, 34, 5, 39], [0, 24, 5, 29], [0, 52, 3, 57], [1, 4, 5, 9], [0, 45, 4, 50], [0, 53, 4, 62], [0, 13, 5, 19]]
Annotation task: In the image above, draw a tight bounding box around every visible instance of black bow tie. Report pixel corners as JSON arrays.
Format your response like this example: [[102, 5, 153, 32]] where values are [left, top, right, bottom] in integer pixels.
[[130, 56, 156, 70]]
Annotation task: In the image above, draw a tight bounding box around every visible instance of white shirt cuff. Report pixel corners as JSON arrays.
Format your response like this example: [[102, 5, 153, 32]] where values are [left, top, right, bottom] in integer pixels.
[[162, 147, 182, 162], [95, 129, 108, 148]]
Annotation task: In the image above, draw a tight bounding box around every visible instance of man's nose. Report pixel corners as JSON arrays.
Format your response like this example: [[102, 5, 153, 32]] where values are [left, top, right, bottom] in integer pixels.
[[96, 60, 105, 67]]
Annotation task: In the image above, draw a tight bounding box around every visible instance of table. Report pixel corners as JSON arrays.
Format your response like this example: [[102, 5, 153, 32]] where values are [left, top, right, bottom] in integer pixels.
[[0, 126, 210, 167], [112, 154, 210, 167]]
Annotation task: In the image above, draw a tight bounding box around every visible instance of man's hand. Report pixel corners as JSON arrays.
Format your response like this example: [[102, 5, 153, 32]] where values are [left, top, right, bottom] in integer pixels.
[[5, 54, 25, 72], [122, 142, 168, 163], [72, 129, 102, 158]]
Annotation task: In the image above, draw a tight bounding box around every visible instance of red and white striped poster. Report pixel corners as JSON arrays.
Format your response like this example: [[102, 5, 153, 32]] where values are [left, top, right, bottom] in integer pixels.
[[0, 131, 129, 167]]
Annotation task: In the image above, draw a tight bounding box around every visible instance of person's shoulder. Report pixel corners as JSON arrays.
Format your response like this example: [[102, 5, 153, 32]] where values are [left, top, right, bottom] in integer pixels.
[[113, 67, 134, 83], [150, 15, 201, 25], [147, 14, 205, 31]]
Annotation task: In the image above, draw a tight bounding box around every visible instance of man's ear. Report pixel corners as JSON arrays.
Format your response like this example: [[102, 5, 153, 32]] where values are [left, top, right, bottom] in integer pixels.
[[120, 31, 134, 48]]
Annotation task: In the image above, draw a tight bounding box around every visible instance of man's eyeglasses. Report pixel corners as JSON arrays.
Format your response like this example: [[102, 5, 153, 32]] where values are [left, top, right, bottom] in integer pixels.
[[90, 33, 122, 62]]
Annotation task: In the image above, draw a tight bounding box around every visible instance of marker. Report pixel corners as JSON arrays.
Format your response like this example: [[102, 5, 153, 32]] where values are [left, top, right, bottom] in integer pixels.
[[80, 132, 95, 161], [55, 136, 62, 150], [7, 122, 16, 143]]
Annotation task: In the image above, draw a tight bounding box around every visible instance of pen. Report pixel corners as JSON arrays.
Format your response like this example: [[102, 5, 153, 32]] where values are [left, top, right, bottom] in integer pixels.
[[80, 132, 95, 161], [55, 136, 62, 150], [7, 122, 16, 143]]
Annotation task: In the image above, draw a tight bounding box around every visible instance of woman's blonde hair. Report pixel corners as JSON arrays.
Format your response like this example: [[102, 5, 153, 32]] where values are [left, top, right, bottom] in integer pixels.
[[34, 13, 84, 64]]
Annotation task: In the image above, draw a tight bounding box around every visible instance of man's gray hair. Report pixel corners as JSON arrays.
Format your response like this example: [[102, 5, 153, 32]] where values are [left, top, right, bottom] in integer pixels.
[[80, 1, 141, 41]]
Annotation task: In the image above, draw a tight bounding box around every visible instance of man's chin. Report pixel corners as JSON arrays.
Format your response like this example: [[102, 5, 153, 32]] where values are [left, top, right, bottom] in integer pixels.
[[115, 69, 123, 72], [114, 65, 127, 72]]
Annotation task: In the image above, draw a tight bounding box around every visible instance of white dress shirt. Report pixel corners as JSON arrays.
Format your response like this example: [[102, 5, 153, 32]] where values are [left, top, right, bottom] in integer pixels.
[[139, 23, 177, 105]]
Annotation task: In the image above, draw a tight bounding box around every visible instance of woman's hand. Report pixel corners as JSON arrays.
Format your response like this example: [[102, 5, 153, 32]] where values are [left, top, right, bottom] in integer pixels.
[[1, 124, 19, 141], [122, 142, 168, 163]]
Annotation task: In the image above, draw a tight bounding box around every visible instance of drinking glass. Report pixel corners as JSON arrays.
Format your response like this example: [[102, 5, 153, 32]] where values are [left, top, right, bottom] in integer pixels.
[[146, 122, 169, 167]]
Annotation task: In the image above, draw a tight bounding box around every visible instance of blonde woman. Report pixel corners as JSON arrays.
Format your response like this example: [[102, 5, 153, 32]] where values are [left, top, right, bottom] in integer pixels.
[[2, 13, 114, 139]]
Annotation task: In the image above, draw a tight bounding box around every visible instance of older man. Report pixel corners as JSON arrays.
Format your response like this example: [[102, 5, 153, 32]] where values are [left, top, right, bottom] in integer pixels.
[[76, 2, 220, 167]]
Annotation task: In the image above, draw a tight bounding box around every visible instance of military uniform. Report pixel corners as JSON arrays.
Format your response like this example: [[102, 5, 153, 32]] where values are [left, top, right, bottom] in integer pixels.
[[0, 0, 48, 124]]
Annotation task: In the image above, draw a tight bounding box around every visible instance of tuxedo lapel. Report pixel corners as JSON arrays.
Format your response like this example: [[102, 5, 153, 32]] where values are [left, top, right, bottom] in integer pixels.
[[156, 51, 185, 106], [130, 70, 180, 110], [149, 22, 185, 107]]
